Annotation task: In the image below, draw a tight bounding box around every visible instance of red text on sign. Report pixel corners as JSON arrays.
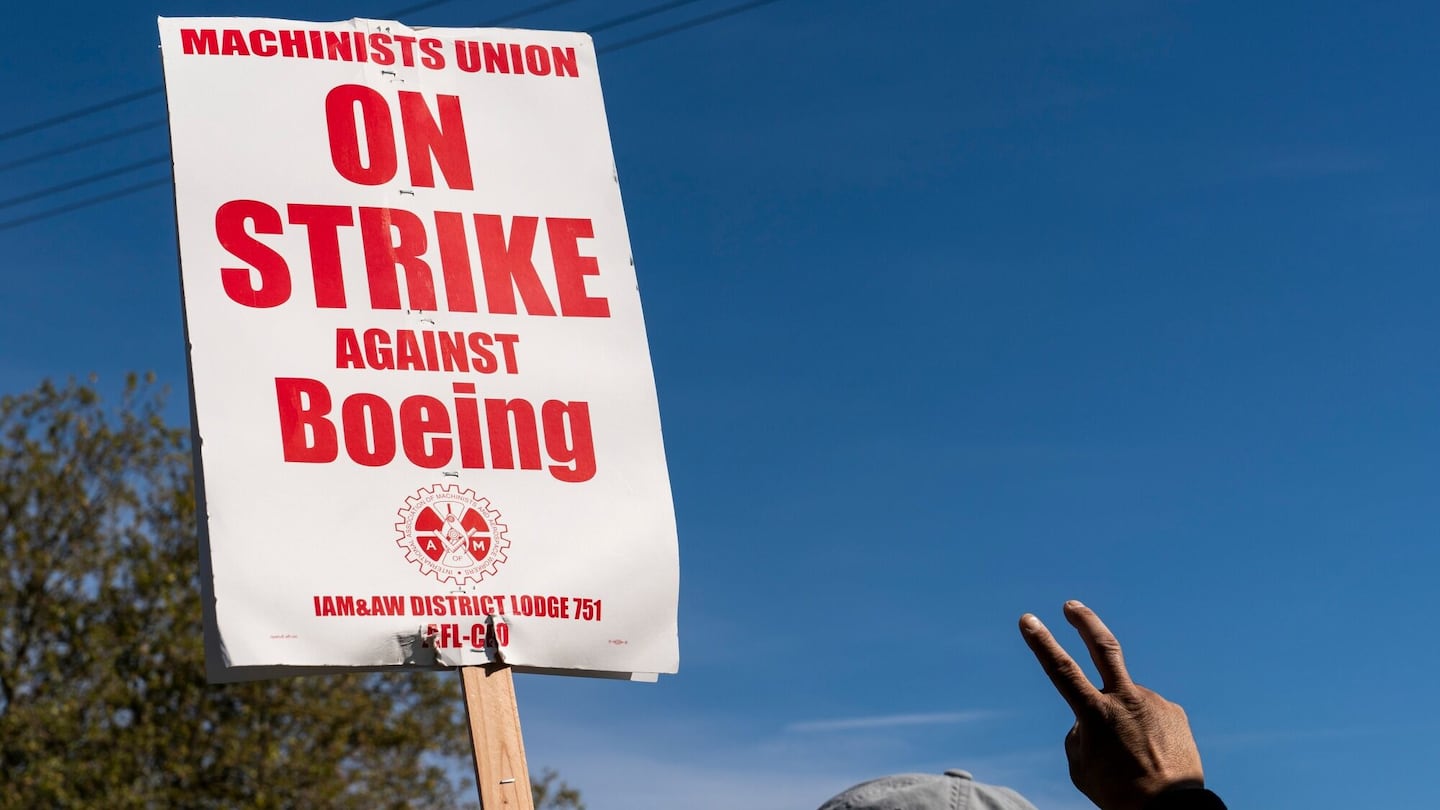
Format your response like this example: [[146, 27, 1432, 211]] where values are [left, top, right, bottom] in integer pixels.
[[334, 328, 520, 374], [325, 85, 473, 189], [275, 377, 596, 482], [181, 27, 448, 69], [217, 202, 610, 317], [423, 621, 510, 649]]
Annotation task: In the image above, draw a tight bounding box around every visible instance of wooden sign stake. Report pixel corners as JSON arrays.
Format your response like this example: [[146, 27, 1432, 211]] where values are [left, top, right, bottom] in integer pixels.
[[460, 664, 535, 809]]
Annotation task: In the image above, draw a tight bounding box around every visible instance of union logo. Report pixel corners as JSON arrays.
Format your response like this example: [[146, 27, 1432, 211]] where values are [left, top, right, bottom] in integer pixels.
[[394, 484, 510, 585]]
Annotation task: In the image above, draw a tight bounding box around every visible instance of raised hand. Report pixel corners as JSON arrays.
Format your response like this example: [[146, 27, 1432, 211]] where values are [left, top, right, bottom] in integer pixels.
[[1019, 601, 1205, 810]]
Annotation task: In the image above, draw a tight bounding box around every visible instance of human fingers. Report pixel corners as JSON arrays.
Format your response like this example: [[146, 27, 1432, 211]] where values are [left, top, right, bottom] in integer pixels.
[[1020, 613, 1102, 715], [1062, 600, 1132, 691]]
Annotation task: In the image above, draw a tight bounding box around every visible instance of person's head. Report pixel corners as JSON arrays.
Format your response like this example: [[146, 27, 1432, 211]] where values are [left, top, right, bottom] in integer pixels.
[[819, 769, 1038, 810]]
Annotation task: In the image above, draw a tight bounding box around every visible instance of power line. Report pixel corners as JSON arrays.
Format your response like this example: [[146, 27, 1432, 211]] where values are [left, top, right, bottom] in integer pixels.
[[0, 0, 587, 160], [0, 0, 791, 232], [0, 0, 478, 142], [483, 0, 582, 26], [387, 0, 466, 17], [0, 0, 586, 182], [584, 0, 706, 33], [1, 0, 594, 189], [0, 87, 163, 144], [0, 0, 744, 175], [0, 119, 166, 174], [599, 0, 786, 53], [0, 156, 170, 211], [0, 178, 171, 233]]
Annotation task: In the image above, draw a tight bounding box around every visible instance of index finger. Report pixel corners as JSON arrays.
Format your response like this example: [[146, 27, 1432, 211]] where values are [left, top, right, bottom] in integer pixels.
[[1062, 601, 1133, 691], [1019, 613, 1101, 716]]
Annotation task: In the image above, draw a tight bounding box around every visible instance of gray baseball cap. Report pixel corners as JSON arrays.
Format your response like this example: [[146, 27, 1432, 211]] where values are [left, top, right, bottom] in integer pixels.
[[819, 769, 1039, 810]]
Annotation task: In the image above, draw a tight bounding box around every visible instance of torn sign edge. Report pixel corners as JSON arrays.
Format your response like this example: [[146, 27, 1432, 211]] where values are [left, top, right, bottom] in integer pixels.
[[205, 659, 661, 684]]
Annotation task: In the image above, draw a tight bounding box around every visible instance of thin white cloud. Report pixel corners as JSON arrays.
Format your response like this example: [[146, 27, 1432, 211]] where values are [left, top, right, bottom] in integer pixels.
[[786, 711, 997, 734], [505, 701, 1093, 810], [520, 741, 1086, 810]]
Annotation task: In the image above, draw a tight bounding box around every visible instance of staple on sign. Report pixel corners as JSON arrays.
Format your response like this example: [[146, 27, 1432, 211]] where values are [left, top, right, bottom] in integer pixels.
[[442, 470, 459, 478]]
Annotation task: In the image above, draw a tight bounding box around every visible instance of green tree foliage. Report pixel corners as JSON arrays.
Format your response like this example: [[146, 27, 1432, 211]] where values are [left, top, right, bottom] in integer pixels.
[[0, 375, 579, 808], [533, 767, 586, 809]]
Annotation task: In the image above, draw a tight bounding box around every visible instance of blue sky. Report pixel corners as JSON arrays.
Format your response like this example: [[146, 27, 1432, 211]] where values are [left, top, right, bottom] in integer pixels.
[[5, 1, 1440, 808]]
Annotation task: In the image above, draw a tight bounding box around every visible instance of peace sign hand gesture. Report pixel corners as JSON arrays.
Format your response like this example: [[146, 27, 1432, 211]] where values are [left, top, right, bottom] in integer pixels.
[[1020, 601, 1206, 810]]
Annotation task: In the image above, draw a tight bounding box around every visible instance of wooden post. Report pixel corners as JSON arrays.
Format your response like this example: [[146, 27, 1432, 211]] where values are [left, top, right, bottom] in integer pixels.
[[460, 664, 535, 809]]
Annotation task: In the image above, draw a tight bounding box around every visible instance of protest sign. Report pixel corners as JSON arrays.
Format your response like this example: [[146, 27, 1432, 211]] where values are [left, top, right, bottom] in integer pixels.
[[158, 17, 678, 683]]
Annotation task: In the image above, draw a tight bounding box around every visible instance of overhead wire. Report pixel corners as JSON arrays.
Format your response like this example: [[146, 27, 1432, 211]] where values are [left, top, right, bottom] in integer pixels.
[[0, 0, 791, 232], [0, 178, 171, 233], [482, 0, 582, 27], [387, 0, 468, 17], [582, 0, 706, 34], [0, 0, 475, 142], [0, 119, 166, 174], [599, 0, 785, 53], [0, 87, 163, 144], [0, 0, 585, 212], [0, 156, 171, 211]]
